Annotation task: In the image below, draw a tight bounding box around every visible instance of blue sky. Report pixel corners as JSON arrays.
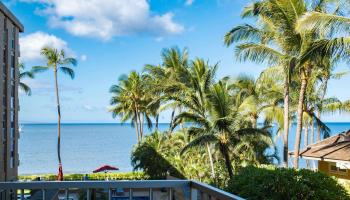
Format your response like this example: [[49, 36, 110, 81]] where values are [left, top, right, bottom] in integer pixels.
[[5, 0, 350, 123]]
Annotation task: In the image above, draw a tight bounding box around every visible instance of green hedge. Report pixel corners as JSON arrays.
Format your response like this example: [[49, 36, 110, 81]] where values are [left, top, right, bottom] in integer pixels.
[[225, 165, 350, 200], [19, 172, 149, 181]]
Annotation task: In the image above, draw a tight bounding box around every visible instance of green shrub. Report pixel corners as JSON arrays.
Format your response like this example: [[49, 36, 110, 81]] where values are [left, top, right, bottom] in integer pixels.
[[338, 180, 350, 195], [225, 165, 350, 200], [19, 172, 149, 181]]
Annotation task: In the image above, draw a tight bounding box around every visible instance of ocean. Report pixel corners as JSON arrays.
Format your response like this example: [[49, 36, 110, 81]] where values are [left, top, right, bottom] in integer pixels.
[[19, 123, 350, 175]]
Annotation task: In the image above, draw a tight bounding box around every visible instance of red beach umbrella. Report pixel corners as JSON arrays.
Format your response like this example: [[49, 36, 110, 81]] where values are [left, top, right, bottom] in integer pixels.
[[93, 165, 119, 173]]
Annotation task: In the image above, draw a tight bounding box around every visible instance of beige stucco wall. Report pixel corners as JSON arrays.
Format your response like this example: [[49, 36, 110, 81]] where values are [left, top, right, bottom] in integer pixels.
[[318, 161, 350, 180]]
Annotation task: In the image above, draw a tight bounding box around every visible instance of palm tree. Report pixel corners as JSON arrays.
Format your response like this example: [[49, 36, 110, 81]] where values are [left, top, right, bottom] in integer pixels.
[[296, 7, 350, 141], [143, 47, 189, 132], [176, 81, 272, 179], [109, 71, 153, 143], [230, 73, 284, 129], [18, 62, 34, 95], [32, 47, 77, 181], [230, 0, 343, 168], [224, 1, 299, 167], [169, 58, 218, 180]]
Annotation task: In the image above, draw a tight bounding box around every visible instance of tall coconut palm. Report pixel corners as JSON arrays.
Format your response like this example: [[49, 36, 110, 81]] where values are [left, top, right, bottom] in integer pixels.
[[230, 73, 284, 129], [224, 1, 299, 167], [143, 47, 189, 132], [296, 7, 350, 141], [169, 58, 218, 180], [32, 47, 77, 181], [109, 71, 153, 143], [18, 62, 34, 95], [176, 81, 272, 179], [231, 0, 339, 168]]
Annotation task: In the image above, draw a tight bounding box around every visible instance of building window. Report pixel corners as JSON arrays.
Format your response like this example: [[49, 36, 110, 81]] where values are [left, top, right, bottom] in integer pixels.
[[10, 96, 14, 108], [10, 55, 15, 79], [329, 163, 348, 175]]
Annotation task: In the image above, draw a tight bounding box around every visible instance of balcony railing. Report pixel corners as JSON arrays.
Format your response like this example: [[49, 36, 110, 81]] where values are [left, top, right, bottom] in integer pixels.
[[0, 180, 244, 200]]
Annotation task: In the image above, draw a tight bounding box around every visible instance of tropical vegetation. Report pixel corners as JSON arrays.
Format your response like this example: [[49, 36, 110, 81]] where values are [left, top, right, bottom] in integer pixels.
[[108, 0, 350, 192], [19, 172, 148, 181], [226, 165, 350, 200], [13, 0, 350, 198], [224, 0, 350, 168], [19, 62, 35, 96]]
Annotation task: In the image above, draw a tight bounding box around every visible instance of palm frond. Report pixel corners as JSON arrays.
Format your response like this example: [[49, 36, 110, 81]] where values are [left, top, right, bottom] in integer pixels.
[[19, 82, 32, 96], [32, 66, 49, 73], [296, 12, 350, 35], [235, 43, 284, 65], [61, 57, 78, 66], [306, 111, 331, 138], [60, 67, 75, 79], [224, 24, 266, 46], [20, 71, 34, 79], [299, 37, 350, 65], [181, 134, 218, 155]]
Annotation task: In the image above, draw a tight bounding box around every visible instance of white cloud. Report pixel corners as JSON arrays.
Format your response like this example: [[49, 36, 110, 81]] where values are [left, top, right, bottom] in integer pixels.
[[19, 31, 74, 62], [185, 0, 194, 6], [21, 0, 185, 40], [80, 54, 87, 61]]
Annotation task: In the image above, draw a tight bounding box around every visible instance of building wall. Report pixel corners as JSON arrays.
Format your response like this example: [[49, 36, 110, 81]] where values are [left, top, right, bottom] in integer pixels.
[[318, 161, 350, 180], [0, 1, 21, 183], [0, 4, 21, 199]]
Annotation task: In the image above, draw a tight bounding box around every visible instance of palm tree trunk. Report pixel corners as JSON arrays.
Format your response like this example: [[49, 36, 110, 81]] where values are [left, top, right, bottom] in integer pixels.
[[135, 106, 143, 140], [135, 108, 141, 143], [317, 111, 321, 141], [293, 76, 308, 169], [317, 110, 321, 142], [283, 75, 290, 168], [311, 119, 315, 144], [179, 107, 184, 129], [219, 143, 233, 179], [304, 122, 310, 169], [169, 109, 176, 133], [138, 112, 143, 140], [251, 115, 257, 128], [311, 119, 316, 170], [206, 144, 216, 180], [140, 113, 144, 139], [133, 112, 140, 143], [54, 69, 63, 181], [317, 78, 328, 142], [155, 114, 159, 131]]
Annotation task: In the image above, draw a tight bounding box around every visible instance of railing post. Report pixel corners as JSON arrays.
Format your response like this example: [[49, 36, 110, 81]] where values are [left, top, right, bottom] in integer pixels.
[[20, 189, 24, 200], [169, 188, 173, 200], [65, 188, 69, 200], [149, 188, 153, 200], [42, 189, 46, 200], [191, 187, 198, 200], [129, 188, 133, 200], [86, 189, 91, 200], [108, 188, 112, 200]]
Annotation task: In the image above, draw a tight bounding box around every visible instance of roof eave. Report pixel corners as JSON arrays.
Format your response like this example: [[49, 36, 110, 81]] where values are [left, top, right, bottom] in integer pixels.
[[300, 155, 350, 164], [0, 2, 24, 32]]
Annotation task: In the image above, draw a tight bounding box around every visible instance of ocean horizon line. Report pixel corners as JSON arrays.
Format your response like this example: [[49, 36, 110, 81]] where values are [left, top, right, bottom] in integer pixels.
[[20, 122, 350, 125]]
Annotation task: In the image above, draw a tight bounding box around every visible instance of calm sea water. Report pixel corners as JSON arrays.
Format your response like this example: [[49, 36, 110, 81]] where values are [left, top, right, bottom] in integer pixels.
[[19, 123, 350, 175]]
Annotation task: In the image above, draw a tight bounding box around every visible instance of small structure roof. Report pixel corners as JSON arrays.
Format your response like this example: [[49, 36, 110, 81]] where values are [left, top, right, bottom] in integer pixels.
[[290, 130, 350, 163]]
